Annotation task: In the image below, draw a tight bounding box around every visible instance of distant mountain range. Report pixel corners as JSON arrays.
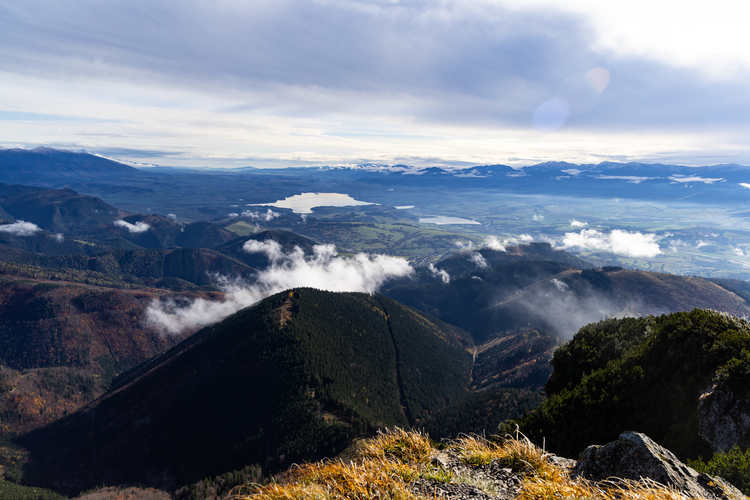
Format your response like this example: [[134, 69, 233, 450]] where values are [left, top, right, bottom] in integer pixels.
[[3, 147, 750, 206]]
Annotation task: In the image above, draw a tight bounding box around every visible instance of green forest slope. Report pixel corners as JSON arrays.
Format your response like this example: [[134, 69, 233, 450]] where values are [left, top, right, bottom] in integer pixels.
[[20, 288, 473, 494], [514, 309, 750, 461]]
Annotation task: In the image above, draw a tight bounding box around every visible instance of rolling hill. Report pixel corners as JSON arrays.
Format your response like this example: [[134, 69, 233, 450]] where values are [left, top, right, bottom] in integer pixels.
[[0, 184, 125, 233], [0, 275, 222, 439], [0, 245, 257, 291]]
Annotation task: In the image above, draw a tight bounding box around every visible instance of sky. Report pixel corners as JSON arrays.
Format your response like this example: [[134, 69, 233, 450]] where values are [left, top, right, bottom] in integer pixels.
[[2, 0, 750, 169]]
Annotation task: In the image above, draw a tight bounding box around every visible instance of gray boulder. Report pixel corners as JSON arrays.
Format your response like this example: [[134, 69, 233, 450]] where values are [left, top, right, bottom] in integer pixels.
[[573, 431, 746, 500], [698, 383, 750, 453]]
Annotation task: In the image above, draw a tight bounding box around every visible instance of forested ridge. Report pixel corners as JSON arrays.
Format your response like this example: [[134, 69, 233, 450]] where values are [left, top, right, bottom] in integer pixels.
[[0, 246, 256, 291], [513, 309, 750, 460], [19, 288, 474, 493]]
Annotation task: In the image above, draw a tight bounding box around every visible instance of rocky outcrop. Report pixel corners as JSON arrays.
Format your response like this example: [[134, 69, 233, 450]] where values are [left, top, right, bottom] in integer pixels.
[[698, 383, 750, 453], [421, 450, 523, 500], [573, 431, 746, 500]]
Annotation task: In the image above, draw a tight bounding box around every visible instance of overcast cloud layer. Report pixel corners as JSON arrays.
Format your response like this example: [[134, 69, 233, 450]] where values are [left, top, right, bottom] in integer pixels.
[[3, 0, 750, 167]]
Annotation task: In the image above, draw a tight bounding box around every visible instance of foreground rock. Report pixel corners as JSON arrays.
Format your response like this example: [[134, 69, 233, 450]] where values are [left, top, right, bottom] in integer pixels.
[[415, 449, 523, 500], [698, 383, 750, 453], [573, 431, 746, 500]]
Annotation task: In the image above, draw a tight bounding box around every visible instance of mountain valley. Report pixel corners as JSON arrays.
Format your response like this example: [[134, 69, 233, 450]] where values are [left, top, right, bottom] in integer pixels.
[[2, 149, 750, 498]]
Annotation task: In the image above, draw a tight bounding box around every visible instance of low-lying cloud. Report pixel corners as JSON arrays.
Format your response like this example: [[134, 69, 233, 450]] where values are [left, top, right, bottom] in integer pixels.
[[570, 220, 588, 227], [145, 241, 414, 334], [502, 234, 534, 246], [428, 263, 450, 284], [669, 175, 724, 184], [0, 220, 41, 236], [242, 209, 281, 221], [561, 229, 662, 258], [114, 220, 150, 234], [595, 175, 656, 184], [483, 236, 506, 251], [469, 252, 489, 269]]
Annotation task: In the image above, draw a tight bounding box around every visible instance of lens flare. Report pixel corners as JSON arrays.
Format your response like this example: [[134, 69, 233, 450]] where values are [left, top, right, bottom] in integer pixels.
[[532, 67, 610, 131], [533, 97, 571, 131], [586, 67, 610, 93]]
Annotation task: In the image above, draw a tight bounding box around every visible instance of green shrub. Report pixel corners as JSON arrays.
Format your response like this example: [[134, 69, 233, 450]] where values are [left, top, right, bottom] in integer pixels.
[[689, 446, 750, 495]]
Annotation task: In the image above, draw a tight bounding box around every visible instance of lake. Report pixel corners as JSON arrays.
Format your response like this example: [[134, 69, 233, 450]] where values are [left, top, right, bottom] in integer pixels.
[[248, 192, 376, 214]]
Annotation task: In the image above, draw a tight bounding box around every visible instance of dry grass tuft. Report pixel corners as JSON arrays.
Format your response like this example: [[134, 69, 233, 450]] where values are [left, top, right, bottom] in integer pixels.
[[224, 429, 697, 500], [453, 434, 561, 481], [519, 476, 693, 500], [357, 427, 433, 466]]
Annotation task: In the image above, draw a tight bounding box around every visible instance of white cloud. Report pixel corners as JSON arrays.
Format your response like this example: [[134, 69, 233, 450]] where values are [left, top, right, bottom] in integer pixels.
[[501, 234, 533, 246], [483, 236, 506, 252], [595, 175, 655, 184], [740, 183, 750, 189], [145, 242, 414, 334], [551, 278, 569, 292], [54, 233, 64, 242], [532, 215, 545, 221], [570, 220, 588, 227], [734, 247, 746, 257], [561, 229, 662, 258], [0, 220, 40, 236], [469, 252, 489, 269], [669, 175, 724, 184], [428, 263, 450, 284], [696, 240, 708, 248], [167, 213, 177, 220], [242, 239, 286, 262], [113, 220, 150, 233], [241, 209, 280, 221], [455, 241, 475, 250], [227, 213, 239, 218]]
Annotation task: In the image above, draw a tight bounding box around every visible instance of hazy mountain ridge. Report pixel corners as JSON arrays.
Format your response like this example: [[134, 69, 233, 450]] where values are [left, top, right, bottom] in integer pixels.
[[0, 148, 141, 186], [386, 259, 750, 342]]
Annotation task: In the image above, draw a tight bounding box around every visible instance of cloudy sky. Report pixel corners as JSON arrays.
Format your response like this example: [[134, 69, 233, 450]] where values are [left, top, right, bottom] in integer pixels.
[[2, 0, 750, 168]]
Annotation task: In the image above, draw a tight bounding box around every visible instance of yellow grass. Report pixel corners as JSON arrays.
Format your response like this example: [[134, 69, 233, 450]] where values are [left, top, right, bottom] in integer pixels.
[[225, 429, 698, 500]]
